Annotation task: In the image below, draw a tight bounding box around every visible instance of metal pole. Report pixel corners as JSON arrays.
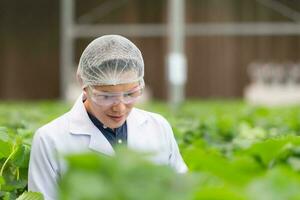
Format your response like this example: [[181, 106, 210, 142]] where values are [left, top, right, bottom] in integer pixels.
[[60, 0, 75, 100], [256, 0, 300, 22], [70, 22, 300, 37], [167, 0, 187, 110]]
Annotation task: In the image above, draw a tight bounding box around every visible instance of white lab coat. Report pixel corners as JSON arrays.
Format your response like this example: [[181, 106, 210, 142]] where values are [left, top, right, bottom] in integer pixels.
[[28, 94, 188, 200]]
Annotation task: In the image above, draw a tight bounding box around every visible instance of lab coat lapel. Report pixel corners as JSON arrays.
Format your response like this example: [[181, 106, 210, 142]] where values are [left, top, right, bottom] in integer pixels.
[[127, 108, 147, 149], [68, 94, 115, 156]]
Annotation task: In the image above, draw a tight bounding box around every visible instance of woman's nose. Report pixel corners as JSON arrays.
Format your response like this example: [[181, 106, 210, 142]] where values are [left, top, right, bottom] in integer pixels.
[[111, 101, 126, 112]]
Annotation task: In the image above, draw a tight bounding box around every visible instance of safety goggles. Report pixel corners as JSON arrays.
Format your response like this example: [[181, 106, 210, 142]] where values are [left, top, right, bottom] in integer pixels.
[[88, 84, 144, 107]]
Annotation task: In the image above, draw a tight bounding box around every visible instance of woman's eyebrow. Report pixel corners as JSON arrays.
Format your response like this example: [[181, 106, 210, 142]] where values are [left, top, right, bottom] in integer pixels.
[[94, 84, 140, 93], [94, 89, 131, 94]]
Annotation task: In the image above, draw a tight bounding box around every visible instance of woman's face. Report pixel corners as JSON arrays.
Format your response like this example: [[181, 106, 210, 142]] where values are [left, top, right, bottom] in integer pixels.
[[84, 82, 140, 129]]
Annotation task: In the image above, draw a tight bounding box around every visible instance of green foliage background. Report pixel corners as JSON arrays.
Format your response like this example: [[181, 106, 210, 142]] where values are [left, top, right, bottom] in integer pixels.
[[2, 100, 300, 199]]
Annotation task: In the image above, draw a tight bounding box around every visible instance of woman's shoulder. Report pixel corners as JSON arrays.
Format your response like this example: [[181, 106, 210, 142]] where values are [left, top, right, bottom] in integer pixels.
[[34, 112, 70, 140], [131, 107, 170, 126]]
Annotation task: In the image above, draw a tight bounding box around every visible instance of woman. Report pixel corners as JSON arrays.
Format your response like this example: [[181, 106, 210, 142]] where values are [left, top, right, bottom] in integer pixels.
[[28, 35, 187, 200]]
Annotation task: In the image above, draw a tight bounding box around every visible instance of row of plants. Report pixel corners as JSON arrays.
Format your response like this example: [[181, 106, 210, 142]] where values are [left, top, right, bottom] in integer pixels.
[[2, 100, 300, 199], [0, 102, 69, 199]]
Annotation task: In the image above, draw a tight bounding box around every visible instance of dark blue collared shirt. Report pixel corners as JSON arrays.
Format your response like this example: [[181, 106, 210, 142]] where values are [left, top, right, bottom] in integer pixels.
[[87, 112, 127, 147]]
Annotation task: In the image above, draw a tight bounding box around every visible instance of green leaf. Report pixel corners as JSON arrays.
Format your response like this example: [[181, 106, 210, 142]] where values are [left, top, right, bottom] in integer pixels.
[[0, 127, 12, 158], [246, 166, 300, 200], [0, 175, 5, 185], [0, 127, 10, 142], [59, 149, 194, 200], [240, 135, 300, 168], [288, 157, 300, 171], [12, 144, 31, 167], [16, 192, 44, 200], [194, 185, 247, 200], [184, 147, 262, 186], [0, 140, 12, 158]]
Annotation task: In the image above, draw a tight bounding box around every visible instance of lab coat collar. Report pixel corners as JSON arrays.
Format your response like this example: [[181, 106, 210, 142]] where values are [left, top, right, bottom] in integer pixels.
[[68, 94, 147, 156]]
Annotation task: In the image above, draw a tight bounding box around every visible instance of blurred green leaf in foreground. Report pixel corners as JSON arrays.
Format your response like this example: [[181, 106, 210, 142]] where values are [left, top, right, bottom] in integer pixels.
[[59, 147, 195, 200]]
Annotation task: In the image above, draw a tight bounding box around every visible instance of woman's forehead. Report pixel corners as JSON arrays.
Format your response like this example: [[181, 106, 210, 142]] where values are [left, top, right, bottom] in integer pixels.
[[93, 82, 139, 92]]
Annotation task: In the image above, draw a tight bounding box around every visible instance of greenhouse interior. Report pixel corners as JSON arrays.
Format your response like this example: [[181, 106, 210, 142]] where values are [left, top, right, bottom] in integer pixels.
[[1, 0, 300, 199]]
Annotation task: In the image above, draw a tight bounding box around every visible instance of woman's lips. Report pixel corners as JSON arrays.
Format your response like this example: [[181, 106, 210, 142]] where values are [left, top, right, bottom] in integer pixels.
[[107, 114, 125, 122]]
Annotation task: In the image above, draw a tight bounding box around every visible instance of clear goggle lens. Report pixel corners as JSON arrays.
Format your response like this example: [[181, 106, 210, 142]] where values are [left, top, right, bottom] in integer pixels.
[[88, 84, 144, 106]]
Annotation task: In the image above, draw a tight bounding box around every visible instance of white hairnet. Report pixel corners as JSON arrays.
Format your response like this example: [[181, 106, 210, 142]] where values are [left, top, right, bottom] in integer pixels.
[[77, 35, 144, 88]]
